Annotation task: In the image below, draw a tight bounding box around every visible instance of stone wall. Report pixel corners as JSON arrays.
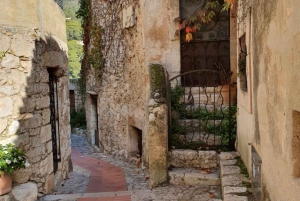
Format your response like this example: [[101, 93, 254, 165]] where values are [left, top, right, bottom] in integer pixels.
[[84, 0, 181, 163], [236, 0, 300, 200], [69, 79, 84, 111], [0, 0, 70, 195]]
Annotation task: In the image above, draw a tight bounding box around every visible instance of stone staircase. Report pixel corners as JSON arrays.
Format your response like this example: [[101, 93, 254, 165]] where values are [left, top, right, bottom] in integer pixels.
[[169, 167, 220, 186], [167, 150, 255, 201]]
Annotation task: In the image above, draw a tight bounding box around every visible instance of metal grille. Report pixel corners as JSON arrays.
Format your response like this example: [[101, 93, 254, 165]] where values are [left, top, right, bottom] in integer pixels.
[[49, 71, 61, 173], [169, 69, 235, 150], [180, 0, 230, 87]]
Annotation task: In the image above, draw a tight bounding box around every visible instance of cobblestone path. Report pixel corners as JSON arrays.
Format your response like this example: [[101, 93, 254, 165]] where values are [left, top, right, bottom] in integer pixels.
[[41, 134, 222, 201]]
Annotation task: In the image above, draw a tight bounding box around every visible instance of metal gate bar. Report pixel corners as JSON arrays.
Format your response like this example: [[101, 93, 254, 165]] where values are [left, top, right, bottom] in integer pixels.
[[49, 71, 61, 172]]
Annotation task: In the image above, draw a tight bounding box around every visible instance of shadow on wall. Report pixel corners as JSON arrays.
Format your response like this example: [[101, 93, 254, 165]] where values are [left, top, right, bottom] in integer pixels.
[[0, 27, 71, 194]]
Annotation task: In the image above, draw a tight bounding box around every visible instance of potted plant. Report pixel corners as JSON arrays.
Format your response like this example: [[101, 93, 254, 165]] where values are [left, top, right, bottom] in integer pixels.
[[214, 62, 237, 105], [0, 143, 29, 195]]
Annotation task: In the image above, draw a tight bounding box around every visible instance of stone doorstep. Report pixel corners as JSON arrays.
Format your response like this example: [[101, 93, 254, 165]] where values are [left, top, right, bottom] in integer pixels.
[[41, 190, 152, 201], [168, 167, 220, 186], [0, 182, 38, 201], [223, 194, 248, 201]]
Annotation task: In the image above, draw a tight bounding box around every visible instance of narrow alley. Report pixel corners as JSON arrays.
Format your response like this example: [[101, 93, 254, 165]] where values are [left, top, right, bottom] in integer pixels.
[[40, 133, 222, 201]]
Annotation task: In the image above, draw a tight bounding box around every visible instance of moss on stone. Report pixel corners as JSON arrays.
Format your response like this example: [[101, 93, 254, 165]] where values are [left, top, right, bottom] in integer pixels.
[[150, 64, 166, 98]]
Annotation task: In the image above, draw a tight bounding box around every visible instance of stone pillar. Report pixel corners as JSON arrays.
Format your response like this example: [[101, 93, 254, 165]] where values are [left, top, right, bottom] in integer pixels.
[[148, 101, 168, 188]]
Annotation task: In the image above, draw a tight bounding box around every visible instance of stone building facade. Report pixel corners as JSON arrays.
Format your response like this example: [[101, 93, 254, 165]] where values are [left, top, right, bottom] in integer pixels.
[[236, 0, 300, 200], [0, 0, 71, 195], [69, 79, 84, 112], [83, 0, 237, 187]]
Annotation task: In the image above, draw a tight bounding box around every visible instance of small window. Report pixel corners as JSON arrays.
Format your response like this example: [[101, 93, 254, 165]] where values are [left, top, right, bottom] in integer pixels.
[[292, 110, 300, 177], [238, 34, 247, 91]]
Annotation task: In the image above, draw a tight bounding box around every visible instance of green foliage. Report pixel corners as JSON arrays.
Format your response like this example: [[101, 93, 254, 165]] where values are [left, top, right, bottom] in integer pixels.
[[235, 156, 250, 178], [68, 40, 83, 78], [66, 20, 82, 40], [70, 108, 87, 129], [0, 51, 6, 61], [76, 0, 90, 27], [88, 26, 105, 76], [63, 0, 83, 79], [150, 64, 166, 97], [170, 85, 185, 107], [169, 85, 237, 150], [0, 144, 28, 176]]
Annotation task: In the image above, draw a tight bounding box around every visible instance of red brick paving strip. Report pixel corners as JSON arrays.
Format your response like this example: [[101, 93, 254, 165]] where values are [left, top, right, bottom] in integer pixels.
[[78, 195, 131, 201], [71, 149, 127, 194]]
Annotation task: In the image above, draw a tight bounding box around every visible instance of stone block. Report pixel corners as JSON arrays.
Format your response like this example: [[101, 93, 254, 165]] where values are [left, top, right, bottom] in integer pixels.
[[36, 96, 49, 110], [198, 151, 217, 159], [123, 6, 136, 28], [10, 182, 37, 201], [20, 97, 35, 113], [0, 194, 10, 201], [43, 174, 54, 194], [219, 152, 240, 160], [12, 167, 32, 184], [25, 114, 42, 129], [0, 71, 7, 85], [0, 97, 13, 117], [11, 69, 26, 85], [41, 124, 51, 143], [1, 54, 19, 69], [221, 166, 240, 176], [169, 168, 220, 186], [27, 146, 43, 159], [11, 37, 34, 58], [0, 86, 18, 96], [0, 118, 8, 133], [43, 51, 64, 68], [222, 175, 243, 187], [223, 186, 247, 195], [0, 33, 11, 52], [223, 194, 248, 201], [184, 150, 198, 160], [40, 154, 53, 176], [42, 108, 50, 125], [8, 120, 20, 135], [220, 159, 237, 166]]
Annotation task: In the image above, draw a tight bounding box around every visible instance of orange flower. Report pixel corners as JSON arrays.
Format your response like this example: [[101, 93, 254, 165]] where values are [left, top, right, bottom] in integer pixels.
[[186, 33, 193, 42], [185, 27, 193, 33]]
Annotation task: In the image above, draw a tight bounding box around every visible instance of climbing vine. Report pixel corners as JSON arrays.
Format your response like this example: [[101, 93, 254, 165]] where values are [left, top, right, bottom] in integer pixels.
[[88, 26, 105, 77], [176, 0, 234, 42]]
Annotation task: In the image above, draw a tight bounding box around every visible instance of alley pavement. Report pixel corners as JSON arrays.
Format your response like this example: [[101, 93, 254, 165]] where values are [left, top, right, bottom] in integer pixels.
[[41, 134, 222, 201]]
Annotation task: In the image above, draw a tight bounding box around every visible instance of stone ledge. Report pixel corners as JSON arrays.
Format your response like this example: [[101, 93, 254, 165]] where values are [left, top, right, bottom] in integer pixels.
[[168, 149, 218, 168], [169, 167, 220, 186], [0, 182, 37, 201], [224, 194, 248, 201]]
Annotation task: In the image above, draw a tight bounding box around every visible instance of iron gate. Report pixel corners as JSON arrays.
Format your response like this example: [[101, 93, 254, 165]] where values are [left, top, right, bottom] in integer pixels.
[[180, 0, 230, 87], [168, 69, 236, 150], [48, 70, 61, 172]]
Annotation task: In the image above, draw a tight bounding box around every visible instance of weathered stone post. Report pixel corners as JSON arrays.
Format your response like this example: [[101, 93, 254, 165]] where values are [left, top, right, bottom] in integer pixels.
[[148, 64, 169, 188]]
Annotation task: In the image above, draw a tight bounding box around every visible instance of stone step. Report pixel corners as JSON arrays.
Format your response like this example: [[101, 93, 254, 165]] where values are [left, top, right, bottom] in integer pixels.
[[169, 167, 221, 186]]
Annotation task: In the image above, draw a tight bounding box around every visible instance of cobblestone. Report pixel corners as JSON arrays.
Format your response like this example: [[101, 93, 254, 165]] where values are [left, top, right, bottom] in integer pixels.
[[70, 134, 149, 191], [43, 134, 222, 201]]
